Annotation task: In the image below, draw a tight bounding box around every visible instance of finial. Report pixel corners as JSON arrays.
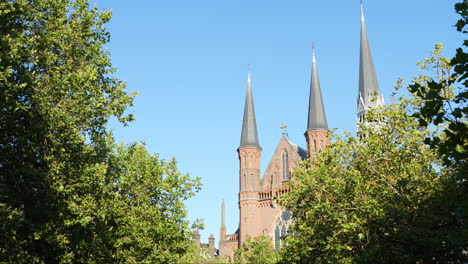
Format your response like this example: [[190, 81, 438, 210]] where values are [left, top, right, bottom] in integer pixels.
[[247, 64, 251, 83], [280, 124, 287, 136], [360, 0, 365, 21], [312, 41, 316, 62]]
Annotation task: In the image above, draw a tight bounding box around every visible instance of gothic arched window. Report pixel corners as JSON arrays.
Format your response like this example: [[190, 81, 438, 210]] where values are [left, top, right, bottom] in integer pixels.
[[250, 173, 254, 189], [274, 225, 280, 250], [282, 151, 289, 181], [274, 210, 292, 250]]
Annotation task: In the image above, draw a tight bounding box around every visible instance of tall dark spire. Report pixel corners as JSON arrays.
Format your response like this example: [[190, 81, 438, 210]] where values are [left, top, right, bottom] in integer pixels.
[[307, 44, 328, 131], [357, 2, 384, 122], [240, 66, 261, 148]]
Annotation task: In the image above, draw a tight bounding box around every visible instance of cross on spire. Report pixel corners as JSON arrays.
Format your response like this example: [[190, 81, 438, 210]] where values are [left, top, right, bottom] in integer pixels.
[[280, 124, 287, 136]]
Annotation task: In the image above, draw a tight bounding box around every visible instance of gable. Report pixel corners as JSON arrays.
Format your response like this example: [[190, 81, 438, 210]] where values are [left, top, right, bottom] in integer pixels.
[[260, 136, 306, 190]]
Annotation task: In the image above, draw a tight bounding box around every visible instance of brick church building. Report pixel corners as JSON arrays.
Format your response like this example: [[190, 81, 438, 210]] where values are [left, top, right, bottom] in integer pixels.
[[218, 4, 384, 261]]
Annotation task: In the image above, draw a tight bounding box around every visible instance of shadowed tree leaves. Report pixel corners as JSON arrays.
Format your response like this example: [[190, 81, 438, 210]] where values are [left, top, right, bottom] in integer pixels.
[[409, 3, 468, 179], [0, 1, 201, 263]]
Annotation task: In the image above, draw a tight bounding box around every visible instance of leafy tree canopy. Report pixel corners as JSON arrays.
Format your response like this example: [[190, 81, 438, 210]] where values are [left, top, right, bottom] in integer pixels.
[[0, 0, 201, 263], [279, 44, 466, 263], [279, 2, 467, 262], [235, 235, 279, 264]]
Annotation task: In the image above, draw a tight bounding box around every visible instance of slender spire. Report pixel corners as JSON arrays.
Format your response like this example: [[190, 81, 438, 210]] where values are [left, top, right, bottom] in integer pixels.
[[361, 0, 365, 22], [358, 2, 384, 121], [307, 44, 328, 131], [240, 65, 261, 148], [221, 199, 225, 228]]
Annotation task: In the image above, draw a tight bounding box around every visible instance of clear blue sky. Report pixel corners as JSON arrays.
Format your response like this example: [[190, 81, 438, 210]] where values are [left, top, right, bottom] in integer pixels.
[[94, 0, 463, 242]]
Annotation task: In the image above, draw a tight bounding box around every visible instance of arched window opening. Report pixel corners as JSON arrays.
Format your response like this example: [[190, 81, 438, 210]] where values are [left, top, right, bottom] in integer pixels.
[[274, 226, 280, 250], [282, 151, 289, 181], [274, 210, 292, 250], [243, 174, 246, 190], [250, 173, 254, 189]]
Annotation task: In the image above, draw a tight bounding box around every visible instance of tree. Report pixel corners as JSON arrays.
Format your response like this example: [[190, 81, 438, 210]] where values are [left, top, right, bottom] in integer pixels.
[[0, 0, 201, 263], [279, 45, 466, 263], [406, 1, 468, 260], [179, 238, 228, 264], [75, 143, 201, 263], [408, 2, 468, 178], [234, 235, 279, 264]]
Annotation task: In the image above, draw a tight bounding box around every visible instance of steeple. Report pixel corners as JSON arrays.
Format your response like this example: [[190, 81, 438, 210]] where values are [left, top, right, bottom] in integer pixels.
[[240, 66, 261, 148], [221, 199, 225, 229], [304, 44, 330, 157], [307, 44, 328, 131], [219, 199, 227, 258], [238, 67, 261, 245], [357, 1, 384, 122]]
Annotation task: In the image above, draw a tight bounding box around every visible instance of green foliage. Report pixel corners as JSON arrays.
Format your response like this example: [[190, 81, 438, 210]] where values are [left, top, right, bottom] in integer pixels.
[[279, 46, 466, 263], [83, 143, 201, 263], [408, 4, 468, 178], [279, 3, 468, 263], [0, 0, 201, 263], [179, 239, 227, 264], [235, 235, 279, 264]]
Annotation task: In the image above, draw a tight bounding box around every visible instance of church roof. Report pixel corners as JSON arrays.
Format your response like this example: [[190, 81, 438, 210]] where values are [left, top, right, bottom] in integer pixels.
[[307, 46, 329, 131], [286, 138, 307, 160], [240, 68, 261, 148], [357, 3, 384, 115]]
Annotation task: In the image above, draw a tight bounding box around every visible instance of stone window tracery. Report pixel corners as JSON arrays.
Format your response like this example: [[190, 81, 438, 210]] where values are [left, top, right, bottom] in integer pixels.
[[274, 210, 292, 250], [282, 151, 289, 181]]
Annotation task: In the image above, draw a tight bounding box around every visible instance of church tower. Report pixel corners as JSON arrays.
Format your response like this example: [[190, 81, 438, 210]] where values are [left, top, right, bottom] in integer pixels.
[[357, 2, 384, 124], [238, 68, 261, 245], [305, 46, 329, 157]]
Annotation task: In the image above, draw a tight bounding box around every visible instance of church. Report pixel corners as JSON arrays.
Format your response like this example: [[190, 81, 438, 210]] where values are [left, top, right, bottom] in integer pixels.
[[217, 4, 384, 261]]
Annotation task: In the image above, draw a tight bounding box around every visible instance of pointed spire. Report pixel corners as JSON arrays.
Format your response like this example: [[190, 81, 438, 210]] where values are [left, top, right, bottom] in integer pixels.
[[307, 44, 328, 131], [240, 65, 261, 148], [358, 2, 384, 121], [360, 0, 365, 22], [221, 199, 225, 229]]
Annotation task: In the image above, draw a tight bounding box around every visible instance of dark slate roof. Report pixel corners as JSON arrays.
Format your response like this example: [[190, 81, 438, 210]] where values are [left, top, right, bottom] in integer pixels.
[[285, 137, 308, 160], [307, 48, 329, 131], [240, 70, 261, 148], [297, 146, 308, 160], [357, 4, 384, 115]]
